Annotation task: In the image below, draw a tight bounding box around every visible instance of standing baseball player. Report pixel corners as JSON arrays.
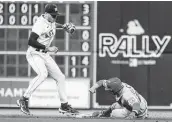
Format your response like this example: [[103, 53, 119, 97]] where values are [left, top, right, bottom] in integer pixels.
[[17, 4, 78, 115], [90, 77, 148, 119]]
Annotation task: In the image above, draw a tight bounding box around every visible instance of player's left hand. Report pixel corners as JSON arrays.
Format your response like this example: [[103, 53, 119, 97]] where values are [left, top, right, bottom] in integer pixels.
[[92, 110, 109, 118], [92, 111, 101, 117], [125, 112, 136, 119], [63, 22, 76, 34], [45, 46, 58, 53], [89, 86, 96, 94]]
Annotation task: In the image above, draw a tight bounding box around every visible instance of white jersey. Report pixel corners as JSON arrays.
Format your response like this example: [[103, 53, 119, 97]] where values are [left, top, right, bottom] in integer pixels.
[[102, 80, 148, 118], [25, 14, 68, 105], [32, 14, 56, 47]]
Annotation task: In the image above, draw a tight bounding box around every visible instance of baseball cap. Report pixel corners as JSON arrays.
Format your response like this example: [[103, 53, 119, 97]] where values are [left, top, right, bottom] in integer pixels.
[[45, 4, 60, 18]]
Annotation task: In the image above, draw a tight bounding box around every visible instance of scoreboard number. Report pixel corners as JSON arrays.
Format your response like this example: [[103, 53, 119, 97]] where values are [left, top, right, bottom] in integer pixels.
[[83, 4, 89, 14], [82, 42, 89, 52], [9, 15, 15, 25], [9, 3, 16, 13], [71, 56, 76, 66], [82, 68, 88, 77], [71, 68, 76, 78], [82, 16, 89, 26], [0, 3, 3, 13], [32, 15, 38, 24], [34, 4, 39, 13], [21, 15, 28, 25], [0, 15, 3, 24], [82, 30, 90, 40], [21, 4, 28, 13], [82, 56, 89, 65]]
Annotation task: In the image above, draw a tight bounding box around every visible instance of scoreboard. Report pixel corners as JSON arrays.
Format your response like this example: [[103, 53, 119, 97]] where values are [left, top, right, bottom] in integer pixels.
[[0, 1, 96, 79], [0, 1, 97, 108]]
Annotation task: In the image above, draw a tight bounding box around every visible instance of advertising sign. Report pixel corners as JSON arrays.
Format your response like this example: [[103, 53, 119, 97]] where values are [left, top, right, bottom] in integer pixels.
[[0, 80, 28, 107], [30, 78, 90, 108], [95, 1, 172, 108]]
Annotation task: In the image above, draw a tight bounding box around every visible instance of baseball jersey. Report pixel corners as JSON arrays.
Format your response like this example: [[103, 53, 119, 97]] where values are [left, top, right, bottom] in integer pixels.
[[116, 83, 147, 115], [32, 14, 56, 47]]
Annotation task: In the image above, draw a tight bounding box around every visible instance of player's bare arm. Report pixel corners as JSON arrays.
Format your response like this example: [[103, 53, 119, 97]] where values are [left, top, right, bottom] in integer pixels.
[[55, 23, 63, 28], [55, 22, 76, 34], [90, 77, 123, 94], [89, 80, 107, 93]]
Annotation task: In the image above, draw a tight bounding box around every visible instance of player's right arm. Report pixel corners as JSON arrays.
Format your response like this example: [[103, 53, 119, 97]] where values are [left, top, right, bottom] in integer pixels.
[[29, 18, 58, 53], [28, 18, 46, 49], [28, 32, 46, 49], [28, 32, 58, 52], [89, 80, 107, 93]]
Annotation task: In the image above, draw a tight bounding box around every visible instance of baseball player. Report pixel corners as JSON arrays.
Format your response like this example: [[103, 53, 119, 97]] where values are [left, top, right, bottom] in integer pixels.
[[17, 4, 78, 115], [89, 77, 148, 119]]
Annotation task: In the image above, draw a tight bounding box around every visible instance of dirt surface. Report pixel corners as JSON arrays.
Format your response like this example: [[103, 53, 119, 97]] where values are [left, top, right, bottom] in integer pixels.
[[0, 109, 172, 120]]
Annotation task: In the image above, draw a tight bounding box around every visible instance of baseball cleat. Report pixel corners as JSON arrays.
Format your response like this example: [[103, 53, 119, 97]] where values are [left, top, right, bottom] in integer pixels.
[[59, 102, 79, 115], [17, 99, 30, 115]]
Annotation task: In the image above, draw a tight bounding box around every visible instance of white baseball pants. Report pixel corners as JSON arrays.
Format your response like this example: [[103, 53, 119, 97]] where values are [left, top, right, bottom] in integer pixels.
[[23, 47, 68, 103], [110, 101, 148, 119]]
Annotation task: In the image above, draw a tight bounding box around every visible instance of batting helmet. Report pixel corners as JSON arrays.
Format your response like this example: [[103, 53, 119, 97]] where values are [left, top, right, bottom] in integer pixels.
[[106, 77, 124, 94], [45, 4, 60, 19]]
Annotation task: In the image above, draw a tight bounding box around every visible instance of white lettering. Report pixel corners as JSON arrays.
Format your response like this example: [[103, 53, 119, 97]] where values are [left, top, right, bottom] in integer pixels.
[[5, 88, 13, 97], [99, 33, 171, 58], [0, 88, 4, 97], [152, 36, 171, 57], [14, 88, 23, 97], [0, 88, 26, 97], [99, 33, 117, 57]]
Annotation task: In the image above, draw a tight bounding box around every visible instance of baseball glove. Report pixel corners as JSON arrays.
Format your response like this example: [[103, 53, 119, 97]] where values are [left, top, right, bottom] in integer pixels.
[[63, 22, 76, 34], [92, 111, 110, 117], [92, 111, 101, 117], [92, 108, 112, 118]]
